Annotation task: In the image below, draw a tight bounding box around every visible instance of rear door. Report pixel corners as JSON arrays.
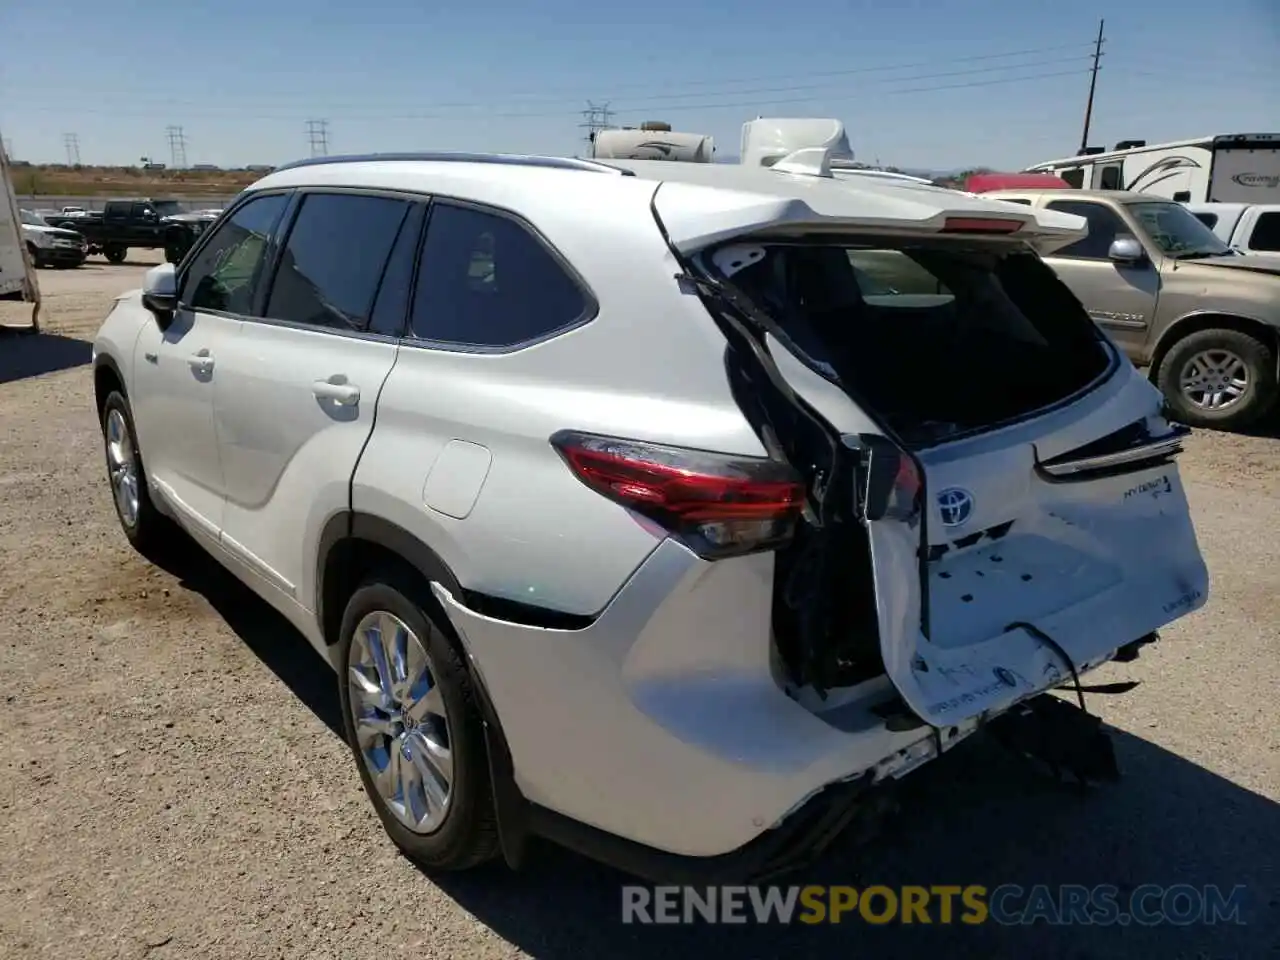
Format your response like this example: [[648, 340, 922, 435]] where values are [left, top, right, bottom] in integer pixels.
[[212, 190, 422, 625]]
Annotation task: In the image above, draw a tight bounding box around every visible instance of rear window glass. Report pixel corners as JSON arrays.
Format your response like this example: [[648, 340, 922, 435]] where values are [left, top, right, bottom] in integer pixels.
[[719, 241, 1110, 445], [1248, 212, 1280, 252]]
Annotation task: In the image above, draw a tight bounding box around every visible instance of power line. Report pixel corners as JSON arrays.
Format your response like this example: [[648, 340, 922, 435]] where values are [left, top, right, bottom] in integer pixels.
[[166, 125, 188, 169], [305, 119, 329, 157], [63, 133, 80, 165], [20, 64, 1100, 124], [15, 42, 1102, 116]]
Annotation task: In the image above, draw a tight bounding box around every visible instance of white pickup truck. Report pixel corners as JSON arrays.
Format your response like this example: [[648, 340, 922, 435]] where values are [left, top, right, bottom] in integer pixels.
[[1185, 203, 1280, 257]]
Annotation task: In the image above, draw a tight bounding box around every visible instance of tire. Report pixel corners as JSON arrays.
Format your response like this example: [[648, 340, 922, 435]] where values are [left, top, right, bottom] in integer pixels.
[[26, 243, 45, 269], [103, 244, 127, 264], [1155, 327, 1278, 430], [336, 575, 500, 873], [100, 390, 180, 556]]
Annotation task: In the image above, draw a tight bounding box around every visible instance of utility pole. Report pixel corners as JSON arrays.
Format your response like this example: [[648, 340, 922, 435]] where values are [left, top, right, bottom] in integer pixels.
[[579, 102, 614, 156], [63, 133, 81, 166], [166, 125, 189, 169], [1079, 19, 1106, 154], [305, 119, 330, 158]]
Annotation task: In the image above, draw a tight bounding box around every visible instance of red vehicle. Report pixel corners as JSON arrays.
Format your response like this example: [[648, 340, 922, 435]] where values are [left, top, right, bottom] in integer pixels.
[[964, 172, 1072, 193]]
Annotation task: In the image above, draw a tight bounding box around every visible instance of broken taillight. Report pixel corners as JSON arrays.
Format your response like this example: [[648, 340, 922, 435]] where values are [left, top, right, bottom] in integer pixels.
[[550, 430, 805, 559], [941, 217, 1024, 234]]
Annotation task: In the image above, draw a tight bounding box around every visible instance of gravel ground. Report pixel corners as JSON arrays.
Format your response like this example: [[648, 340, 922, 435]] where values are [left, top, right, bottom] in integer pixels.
[[1, 253, 1277, 960]]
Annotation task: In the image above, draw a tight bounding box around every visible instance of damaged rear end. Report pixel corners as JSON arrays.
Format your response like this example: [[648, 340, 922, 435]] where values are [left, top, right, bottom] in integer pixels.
[[663, 180, 1209, 735]]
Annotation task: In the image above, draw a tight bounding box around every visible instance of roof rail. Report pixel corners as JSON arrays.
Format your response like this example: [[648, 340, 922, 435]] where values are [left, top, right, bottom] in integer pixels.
[[269, 151, 634, 176]]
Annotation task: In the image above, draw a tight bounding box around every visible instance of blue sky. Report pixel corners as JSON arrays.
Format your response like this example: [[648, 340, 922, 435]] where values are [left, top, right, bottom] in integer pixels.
[[2, 0, 1276, 170]]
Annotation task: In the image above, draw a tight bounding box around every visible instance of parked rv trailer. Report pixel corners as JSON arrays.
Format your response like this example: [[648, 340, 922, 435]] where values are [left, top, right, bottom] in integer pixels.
[[740, 118, 854, 168], [0, 135, 41, 333], [590, 128, 714, 162], [1024, 133, 1280, 204]]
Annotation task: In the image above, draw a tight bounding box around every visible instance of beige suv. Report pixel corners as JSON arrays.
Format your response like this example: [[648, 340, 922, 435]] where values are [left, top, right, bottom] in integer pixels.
[[987, 188, 1280, 430]]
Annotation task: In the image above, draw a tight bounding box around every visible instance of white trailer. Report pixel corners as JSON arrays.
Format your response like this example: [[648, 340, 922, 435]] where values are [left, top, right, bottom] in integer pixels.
[[589, 122, 715, 162], [1023, 133, 1280, 204], [0, 134, 41, 333]]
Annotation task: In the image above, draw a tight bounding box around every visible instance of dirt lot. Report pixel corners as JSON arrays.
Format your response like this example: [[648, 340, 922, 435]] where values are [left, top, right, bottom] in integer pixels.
[[1, 254, 1277, 960]]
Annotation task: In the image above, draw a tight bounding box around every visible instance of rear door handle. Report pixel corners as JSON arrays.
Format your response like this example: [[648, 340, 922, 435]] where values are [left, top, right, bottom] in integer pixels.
[[187, 352, 214, 374], [312, 379, 361, 406]]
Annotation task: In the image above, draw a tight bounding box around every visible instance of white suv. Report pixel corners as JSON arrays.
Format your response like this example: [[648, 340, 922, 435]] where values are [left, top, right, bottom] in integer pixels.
[[92, 150, 1209, 882]]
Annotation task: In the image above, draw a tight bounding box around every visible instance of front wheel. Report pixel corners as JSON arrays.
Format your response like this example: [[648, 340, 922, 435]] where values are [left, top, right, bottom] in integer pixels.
[[1155, 328, 1278, 430], [103, 244, 127, 264], [100, 391, 180, 556], [337, 576, 499, 873]]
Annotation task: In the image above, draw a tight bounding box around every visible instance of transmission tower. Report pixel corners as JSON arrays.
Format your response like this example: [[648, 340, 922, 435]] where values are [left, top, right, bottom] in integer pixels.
[[579, 102, 614, 155], [305, 119, 330, 158], [166, 125, 189, 169], [63, 133, 81, 166]]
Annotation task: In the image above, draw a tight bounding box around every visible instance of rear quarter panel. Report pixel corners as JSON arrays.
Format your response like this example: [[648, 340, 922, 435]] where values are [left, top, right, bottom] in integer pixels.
[[355, 177, 767, 615]]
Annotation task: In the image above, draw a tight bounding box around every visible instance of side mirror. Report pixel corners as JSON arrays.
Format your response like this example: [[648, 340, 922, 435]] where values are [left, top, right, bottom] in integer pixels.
[[1108, 235, 1147, 265], [141, 263, 178, 325]]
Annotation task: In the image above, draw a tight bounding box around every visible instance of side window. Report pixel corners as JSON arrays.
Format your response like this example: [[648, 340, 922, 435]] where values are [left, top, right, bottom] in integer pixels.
[[1246, 212, 1280, 252], [1193, 212, 1219, 229], [1045, 200, 1130, 259], [999, 198, 1033, 205], [368, 202, 426, 337], [182, 192, 288, 315], [1060, 168, 1086, 188], [264, 193, 409, 332], [1096, 165, 1123, 190], [846, 250, 952, 299], [410, 203, 589, 348]]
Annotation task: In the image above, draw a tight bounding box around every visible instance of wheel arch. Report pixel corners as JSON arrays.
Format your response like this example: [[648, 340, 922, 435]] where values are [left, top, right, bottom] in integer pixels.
[[93, 354, 126, 417], [1149, 311, 1280, 381], [316, 510, 531, 868]]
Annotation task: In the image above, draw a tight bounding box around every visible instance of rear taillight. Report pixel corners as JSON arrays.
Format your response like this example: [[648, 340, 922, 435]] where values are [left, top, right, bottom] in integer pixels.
[[941, 217, 1024, 234], [550, 430, 805, 559]]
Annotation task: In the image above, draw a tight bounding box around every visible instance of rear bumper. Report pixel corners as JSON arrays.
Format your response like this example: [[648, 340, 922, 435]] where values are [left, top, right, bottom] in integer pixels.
[[433, 540, 1042, 862]]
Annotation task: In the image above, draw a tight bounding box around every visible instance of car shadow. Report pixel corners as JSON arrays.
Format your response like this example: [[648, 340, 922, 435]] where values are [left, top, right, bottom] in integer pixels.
[[144, 535, 343, 738], [149, 539, 1278, 959], [0, 330, 93, 384]]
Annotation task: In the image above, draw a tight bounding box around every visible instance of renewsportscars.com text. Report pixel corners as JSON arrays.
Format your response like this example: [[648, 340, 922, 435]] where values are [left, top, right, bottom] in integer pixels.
[[621, 884, 1248, 926]]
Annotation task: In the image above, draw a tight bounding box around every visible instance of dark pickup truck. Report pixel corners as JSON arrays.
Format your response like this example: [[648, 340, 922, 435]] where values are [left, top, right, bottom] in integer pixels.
[[44, 199, 219, 264]]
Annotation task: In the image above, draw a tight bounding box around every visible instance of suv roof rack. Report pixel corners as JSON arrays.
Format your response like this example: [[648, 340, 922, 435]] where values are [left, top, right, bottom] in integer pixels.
[[270, 152, 635, 176]]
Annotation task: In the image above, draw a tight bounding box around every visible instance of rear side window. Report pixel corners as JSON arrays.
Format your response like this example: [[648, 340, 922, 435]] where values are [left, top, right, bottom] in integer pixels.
[[1247, 212, 1280, 252], [183, 192, 289, 314], [410, 202, 590, 349], [265, 193, 410, 332], [1193, 212, 1219, 229], [1060, 168, 1085, 188]]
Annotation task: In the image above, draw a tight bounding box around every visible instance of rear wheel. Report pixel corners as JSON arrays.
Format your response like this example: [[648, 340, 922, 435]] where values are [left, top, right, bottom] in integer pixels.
[[336, 576, 499, 872], [1156, 327, 1278, 430], [103, 244, 127, 264]]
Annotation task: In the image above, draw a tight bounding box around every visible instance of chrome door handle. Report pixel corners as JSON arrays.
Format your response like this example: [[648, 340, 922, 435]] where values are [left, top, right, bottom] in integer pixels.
[[187, 353, 214, 373], [312, 379, 360, 406]]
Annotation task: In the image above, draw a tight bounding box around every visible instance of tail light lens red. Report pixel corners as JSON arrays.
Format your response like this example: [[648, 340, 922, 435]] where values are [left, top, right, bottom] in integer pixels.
[[941, 217, 1024, 234], [550, 430, 806, 559]]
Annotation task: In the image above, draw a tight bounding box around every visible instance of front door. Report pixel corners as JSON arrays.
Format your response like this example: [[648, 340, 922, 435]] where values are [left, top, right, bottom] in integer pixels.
[[213, 190, 422, 634], [131, 190, 293, 543], [1039, 198, 1161, 361]]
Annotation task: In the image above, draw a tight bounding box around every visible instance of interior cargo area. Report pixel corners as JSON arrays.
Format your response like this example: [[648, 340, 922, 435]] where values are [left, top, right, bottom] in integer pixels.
[[724, 238, 1115, 448]]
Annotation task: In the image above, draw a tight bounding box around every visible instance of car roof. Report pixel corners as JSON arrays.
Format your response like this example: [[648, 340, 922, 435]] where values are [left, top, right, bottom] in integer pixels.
[[250, 151, 1088, 254]]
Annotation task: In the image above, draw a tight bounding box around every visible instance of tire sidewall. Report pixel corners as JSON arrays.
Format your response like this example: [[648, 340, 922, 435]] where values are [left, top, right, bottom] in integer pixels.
[[336, 578, 490, 867], [1157, 329, 1278, 429], [101, 391, 147, 544]]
